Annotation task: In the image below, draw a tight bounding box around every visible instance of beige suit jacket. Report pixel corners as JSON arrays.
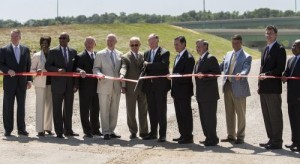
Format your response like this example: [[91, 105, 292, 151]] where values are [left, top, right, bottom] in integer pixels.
[[93, 48, 122, 94], [30, 51, 48, 88]]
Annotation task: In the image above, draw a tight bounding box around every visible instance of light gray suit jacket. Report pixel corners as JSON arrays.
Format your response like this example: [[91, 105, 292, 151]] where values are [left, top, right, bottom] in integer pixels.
[[30, 51, 48, 88], [220, 49, 252, 98], [93, 48, 122, 95]]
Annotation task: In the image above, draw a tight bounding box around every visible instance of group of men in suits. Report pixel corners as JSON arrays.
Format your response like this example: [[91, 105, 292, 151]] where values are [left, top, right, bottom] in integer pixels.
[[1, 26, 300, 152]]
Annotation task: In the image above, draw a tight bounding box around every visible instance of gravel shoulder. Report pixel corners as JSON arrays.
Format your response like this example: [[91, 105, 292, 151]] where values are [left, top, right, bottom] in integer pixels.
[[0, 59, 299, 163]]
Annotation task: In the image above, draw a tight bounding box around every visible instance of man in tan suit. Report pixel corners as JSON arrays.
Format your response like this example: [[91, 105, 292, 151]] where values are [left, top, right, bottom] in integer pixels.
[[120, 37, 148, 139], [93, 34, 123, 140]]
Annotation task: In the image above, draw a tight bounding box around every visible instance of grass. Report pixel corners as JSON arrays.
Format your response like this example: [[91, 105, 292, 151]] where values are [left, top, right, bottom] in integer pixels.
[[0, 23, 261, 85]]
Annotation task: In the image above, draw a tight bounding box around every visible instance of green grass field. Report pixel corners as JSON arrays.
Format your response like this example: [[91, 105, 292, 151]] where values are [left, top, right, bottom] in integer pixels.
[[0, 24, 261, 85]]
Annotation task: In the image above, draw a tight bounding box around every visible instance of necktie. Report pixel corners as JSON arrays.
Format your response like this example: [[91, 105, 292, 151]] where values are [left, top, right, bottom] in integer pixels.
[[228, 53, 236, 82], [290, 56, 299, 76], [151, 50, 155, 62], [110, 51, 115, 68], [14, 46, 20, 64], [63, 47, 68, 66], [90, 53, 94, 60], [263, 46, 269, 63], [175, 54, 180, 66], [195, 58, 201, 73]]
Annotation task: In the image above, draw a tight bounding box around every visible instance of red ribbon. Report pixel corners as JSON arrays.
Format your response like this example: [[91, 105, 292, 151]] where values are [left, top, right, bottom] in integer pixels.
[[1, 72, 300, 83]]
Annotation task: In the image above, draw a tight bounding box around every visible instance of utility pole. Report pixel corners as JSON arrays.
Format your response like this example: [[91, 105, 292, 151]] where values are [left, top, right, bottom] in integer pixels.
[[57, 0, 59, 18], [296, 0, 297, 12], [203, 0, 206, 13]]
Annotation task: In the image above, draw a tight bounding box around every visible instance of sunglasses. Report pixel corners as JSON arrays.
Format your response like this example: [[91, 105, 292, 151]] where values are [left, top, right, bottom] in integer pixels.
[[130, 44, 139, 47], [59, 37, 67, 40]]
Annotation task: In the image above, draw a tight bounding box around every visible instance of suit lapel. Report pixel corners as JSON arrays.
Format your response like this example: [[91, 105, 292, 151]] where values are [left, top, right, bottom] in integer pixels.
[[153, 47, 161, 62]]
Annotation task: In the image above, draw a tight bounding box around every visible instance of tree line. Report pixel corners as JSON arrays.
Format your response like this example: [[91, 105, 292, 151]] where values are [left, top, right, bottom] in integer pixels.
[[1, 8, 300, 28]]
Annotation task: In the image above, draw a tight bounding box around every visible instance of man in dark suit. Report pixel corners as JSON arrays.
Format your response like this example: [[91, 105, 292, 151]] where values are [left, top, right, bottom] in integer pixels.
[[45, 32, 79, 138], [142, 33, 171, 142], [282, 39, 300, 152], [0, 29, 32, 137], [194, 39, 220, 146], [76, 36, 101, 138], [168, 36, 195, 144], [258, 25, 286, 149]]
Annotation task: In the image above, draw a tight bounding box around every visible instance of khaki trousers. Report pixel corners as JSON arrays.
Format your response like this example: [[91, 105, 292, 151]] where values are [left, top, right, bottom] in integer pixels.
[[224, 81, 246, 140], [35, 85, 53, 132], [125, 89, 148, 135], [98, 92, 121, 135]]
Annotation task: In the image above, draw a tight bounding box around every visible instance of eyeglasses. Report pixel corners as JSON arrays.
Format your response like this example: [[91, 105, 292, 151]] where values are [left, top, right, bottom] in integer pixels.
[[130, 44, 139, 47], [59, 37, 67, 40]]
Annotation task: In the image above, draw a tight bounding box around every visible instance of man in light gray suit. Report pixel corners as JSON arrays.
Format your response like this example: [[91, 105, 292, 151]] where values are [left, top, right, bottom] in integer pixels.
[[93, 33, 123, 140], [220, 34, 252, 144]]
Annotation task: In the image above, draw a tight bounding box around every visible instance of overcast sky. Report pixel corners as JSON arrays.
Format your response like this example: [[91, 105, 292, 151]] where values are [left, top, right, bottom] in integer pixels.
[[0, 0, 298, 22]]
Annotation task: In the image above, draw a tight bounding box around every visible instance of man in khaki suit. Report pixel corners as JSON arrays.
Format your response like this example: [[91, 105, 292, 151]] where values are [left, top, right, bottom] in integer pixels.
[[93, 34, 122, 140], [120, 37, 148, 139]]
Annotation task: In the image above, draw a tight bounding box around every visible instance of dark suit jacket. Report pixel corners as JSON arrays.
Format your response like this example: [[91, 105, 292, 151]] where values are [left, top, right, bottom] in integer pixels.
[[283, 55, 300, 103], [45, 46, 77, 94], [194, 52, 221, 102], [142, 47, 171, 93], [259, 42, 286, 94], [76, 50, 97, 93], [171, 50, 195, 99], [0, 44, 32, 91]]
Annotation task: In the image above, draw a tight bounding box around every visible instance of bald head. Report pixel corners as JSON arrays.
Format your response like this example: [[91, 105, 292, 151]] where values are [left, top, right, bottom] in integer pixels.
[[292, 39, 300, 56], [106, 33, 117, 50]]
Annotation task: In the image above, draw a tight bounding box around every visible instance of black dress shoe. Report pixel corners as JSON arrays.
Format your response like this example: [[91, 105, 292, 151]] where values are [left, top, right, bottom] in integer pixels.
[[18, 131, 29, 136], [172, 136, 183, 142], [265, 144, 282, 150], [234, 139, 244, 144], [139, 133, 148, 138], [130, 133, 137, 139], [65, 132, 79, 137], [290, 147, 300, 152], [4, 132, 11, 137], [84, 133, 93, 138], [259, 142, 271, 147], [221, 138, 236, 142], [204, 140, 219, 146], [157, 137, 166, 142], [110, 133, 121, 138], [178, 138, 193, 144], [38, 132, 45, 136], [92, 131, 103, 136], [199, 141, 206, 144], [57, 134, 64, 138], [285, 143, 297, 149], [142, 134, 157, 140], [44, 130, 54, 135], [104, 134, 110, 140]]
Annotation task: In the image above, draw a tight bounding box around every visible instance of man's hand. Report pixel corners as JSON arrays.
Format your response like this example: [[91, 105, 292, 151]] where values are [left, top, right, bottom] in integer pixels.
[[281, 75, 287, 83], [97, 74, 105, 80], [80, 70, 86, 78], [120, 74, 125, 81], [143, 61, 149, 67], [8, 69, 15, 77], [259, 73, 266, 80], [235, 73, 242, 81], [166, 74, 172, 80], [197, 72, 204, 79], [58, 68, 66, 73], [27, 81, 32, 89]]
